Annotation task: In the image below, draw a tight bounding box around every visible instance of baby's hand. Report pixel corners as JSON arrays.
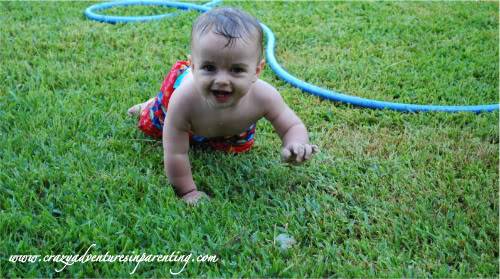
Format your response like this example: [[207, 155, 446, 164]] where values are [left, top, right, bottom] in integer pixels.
[[281, 143, 319, 164], [182, 190, 210, 205]]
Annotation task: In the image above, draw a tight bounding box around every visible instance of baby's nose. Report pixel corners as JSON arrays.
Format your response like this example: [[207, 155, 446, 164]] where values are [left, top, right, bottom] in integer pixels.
[[214, 72, 230, 86]]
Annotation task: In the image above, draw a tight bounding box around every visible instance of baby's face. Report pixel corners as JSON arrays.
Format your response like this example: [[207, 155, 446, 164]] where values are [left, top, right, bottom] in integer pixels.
[[190, 31, 263, 109]]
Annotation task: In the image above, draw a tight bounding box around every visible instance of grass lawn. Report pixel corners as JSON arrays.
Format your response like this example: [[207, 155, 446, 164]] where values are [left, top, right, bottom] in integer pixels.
[[1, 0, 498, 277]]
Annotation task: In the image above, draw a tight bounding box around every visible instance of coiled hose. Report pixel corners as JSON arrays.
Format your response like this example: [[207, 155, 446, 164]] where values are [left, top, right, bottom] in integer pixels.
[[84, 0, 499, 113]]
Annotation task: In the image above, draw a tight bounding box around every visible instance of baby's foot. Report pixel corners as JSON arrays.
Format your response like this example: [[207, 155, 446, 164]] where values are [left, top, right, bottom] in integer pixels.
[[127, 98, 154, 116]]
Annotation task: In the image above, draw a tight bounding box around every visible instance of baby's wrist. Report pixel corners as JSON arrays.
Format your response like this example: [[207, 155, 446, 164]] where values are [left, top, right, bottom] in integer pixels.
[[283, 140, 308, 147], [176, 187, 197, 198]]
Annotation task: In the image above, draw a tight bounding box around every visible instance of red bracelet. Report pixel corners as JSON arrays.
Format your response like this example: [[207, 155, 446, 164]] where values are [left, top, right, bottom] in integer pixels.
[[177, 188, 196, 197]]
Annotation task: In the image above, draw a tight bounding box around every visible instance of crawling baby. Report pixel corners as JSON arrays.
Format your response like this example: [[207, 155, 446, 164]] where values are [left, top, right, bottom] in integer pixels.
[[128, 7, 318, 204]]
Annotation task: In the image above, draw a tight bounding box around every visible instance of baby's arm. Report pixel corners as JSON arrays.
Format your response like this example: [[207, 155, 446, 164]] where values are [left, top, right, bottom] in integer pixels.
[[163, 121, 195, 195], [258, 82, 318, 163], [163, 88, 206, 204]]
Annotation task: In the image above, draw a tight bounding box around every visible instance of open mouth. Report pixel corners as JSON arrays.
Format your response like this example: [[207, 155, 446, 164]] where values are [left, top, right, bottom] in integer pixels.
[[211, 90, 233, 103]]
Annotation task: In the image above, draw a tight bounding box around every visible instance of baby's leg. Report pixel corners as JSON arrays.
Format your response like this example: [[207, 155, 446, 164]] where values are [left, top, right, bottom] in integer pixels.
[[127, 98, 155, 116]]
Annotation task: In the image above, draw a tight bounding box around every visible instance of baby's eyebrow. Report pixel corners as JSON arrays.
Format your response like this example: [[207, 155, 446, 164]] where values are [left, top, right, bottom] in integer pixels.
[[232, 63, 248, 68]]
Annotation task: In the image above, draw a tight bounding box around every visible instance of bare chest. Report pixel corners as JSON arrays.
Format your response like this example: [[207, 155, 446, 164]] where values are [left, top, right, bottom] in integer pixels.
[[189, 106, 262, 138]]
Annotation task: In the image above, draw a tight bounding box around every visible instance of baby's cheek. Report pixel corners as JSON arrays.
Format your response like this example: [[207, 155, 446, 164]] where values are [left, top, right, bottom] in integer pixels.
[[236, 80, 252, 93], [195, 78, 211, 91], [193, 73, 209, 83]]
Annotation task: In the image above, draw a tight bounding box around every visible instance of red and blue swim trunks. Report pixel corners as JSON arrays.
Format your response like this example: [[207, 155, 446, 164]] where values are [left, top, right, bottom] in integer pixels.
[[137, 60, 256, 153]]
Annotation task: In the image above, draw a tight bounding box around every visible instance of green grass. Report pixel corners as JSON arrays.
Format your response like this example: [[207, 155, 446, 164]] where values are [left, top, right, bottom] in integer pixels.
[[1, 1, 498, 277]]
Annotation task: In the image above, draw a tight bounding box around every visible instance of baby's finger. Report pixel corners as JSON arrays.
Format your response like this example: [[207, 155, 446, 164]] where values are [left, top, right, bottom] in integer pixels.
[[184, 191, 209, 206], [311, 145, 320, 154], [281, 148, 292, 162], [304, 144, 313, 160], [184, 195, 198, 205], [293, 144, 305, 163]]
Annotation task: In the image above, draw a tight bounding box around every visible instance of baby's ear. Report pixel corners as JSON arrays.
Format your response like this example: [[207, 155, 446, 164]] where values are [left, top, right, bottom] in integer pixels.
[[257, 59, 266, 74], [187, 54, 193, 67], [253, 59, 266, 82]]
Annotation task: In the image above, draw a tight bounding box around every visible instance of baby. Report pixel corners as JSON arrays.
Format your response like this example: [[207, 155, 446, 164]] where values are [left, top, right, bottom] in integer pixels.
[[128, 7, 318, 204]]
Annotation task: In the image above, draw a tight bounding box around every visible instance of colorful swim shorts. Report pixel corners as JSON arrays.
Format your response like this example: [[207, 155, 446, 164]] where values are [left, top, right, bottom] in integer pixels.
[[137, 60, 256, 153]]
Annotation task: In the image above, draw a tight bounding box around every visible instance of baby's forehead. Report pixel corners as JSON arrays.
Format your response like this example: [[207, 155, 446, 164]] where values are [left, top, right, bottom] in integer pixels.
[[192, 30, 260, 52], [193, 28, 259, 45]]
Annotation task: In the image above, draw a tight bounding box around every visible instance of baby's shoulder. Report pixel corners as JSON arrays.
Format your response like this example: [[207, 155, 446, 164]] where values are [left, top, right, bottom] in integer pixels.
[[164, 75, 199, 129], [168, 74, 198, 109], [250, 79, 283, 108]]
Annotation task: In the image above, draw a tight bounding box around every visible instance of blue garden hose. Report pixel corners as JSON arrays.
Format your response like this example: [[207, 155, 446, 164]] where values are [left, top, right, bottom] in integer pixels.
[[84, 0, 499, 113], [84, 0, 219, 23]]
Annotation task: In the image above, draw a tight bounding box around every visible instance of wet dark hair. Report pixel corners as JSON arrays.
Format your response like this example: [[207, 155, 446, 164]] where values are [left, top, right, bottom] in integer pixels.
[[191, 7, 263, 60]]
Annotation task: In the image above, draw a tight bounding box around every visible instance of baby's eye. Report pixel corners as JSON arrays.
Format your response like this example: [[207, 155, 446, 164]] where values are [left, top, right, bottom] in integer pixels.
[[202, 65, 216, 72], [232, 67, 246, 74]]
